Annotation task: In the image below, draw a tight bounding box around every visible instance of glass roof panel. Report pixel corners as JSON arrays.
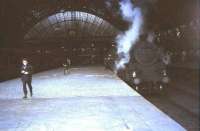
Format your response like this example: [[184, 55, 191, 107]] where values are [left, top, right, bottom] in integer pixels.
[[24, 11, 120, 40]]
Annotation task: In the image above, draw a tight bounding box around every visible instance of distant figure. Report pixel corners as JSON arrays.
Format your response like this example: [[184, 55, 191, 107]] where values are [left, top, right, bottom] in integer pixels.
[[63, 58, 71, 75], [162, 51, 171, 65], [104, 57, 110, 70], [104, 57, 108, 70], [20, 58, 33, 99], [181, 50, 187, 62]]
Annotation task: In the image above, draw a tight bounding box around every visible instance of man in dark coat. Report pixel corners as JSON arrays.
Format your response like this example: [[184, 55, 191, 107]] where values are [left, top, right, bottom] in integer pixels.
[[21, 58, 33, 99], [63, 58, 71, 75]]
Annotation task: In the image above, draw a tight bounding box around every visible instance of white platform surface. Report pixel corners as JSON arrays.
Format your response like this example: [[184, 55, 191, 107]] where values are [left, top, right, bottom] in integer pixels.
[[0, 66, 186, 131]]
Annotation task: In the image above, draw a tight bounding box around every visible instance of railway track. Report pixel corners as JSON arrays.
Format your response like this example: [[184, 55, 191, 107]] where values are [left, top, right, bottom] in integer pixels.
[[144, 88, 199, 131]]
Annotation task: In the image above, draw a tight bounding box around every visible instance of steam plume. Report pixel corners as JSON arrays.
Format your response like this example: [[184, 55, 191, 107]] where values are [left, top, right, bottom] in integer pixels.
[[115, 0, 143, 71]]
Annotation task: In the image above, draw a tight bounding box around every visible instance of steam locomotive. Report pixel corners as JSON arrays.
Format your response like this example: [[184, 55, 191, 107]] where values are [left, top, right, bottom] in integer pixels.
[[105, 39, 170, 93]]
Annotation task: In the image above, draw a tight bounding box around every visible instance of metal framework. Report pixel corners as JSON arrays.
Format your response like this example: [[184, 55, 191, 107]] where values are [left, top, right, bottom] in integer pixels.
[[24, 11, 120, 41]]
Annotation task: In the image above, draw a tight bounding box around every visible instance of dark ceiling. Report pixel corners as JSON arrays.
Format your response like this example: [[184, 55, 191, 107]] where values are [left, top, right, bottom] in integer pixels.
[[0, 0, 199, 47]]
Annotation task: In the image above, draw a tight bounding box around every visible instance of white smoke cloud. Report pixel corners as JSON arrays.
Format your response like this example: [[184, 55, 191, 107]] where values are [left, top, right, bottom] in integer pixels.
[[115, 0, 143, 71]]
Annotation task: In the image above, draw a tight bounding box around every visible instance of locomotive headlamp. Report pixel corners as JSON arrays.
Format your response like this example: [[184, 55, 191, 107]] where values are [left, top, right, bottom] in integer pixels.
[[162, 76, 169, 83], [132, 71, 136, 78], [133, 78, 141, 85], [159, 85, 163, 90], [136, 86, 139, 90], [162, 70, 169, 83], [132, 71, 140, 85], [163, 70, 167, 76]]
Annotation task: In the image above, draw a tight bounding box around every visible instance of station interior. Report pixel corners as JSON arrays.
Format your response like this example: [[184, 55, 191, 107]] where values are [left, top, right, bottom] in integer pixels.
[[0, 0, 199, 131]]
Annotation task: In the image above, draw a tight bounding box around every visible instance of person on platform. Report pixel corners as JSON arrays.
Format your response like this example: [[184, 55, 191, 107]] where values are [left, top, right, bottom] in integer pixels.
[[162, 51, 171, 66], [63, 58, 71, 75], [104, 57, 110, 70], [20, 58, 33, 99]]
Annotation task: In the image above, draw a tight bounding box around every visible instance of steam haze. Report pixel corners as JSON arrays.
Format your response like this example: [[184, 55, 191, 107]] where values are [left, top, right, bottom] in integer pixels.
[[115, 0, 143, 71]]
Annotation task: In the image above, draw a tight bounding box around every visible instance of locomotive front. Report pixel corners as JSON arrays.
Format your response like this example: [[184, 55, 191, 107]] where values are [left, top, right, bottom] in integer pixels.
[[129, 40, 170, 92], [104, 38, 170, 93]]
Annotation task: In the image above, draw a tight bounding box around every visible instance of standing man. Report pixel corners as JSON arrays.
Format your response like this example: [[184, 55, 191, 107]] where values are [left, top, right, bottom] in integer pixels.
[[21, 58, 33, 99], [67, 58, 71, 69], [162, 51, 171, 66], [63, 62, 67, 75], [104, 57, 110, 70], [63, 57, 71, 75]]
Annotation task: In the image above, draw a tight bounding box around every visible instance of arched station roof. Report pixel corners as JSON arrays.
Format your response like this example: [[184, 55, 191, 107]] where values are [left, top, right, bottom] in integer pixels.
[[24, 11, 120, 41]]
